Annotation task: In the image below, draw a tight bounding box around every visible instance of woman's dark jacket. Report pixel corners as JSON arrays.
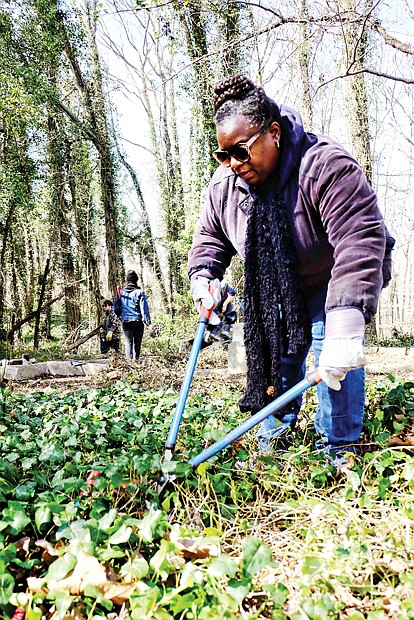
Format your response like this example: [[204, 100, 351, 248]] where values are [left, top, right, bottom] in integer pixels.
[[188, 106, 395, 322]]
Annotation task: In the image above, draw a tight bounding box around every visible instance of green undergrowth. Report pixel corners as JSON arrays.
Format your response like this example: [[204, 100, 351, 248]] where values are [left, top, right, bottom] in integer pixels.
[[0, 375, 413, 618], [2, 305, 202, 362]]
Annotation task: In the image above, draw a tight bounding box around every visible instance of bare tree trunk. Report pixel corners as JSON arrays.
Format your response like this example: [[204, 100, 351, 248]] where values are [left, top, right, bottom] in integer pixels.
[[0, 204, 15, 331], [297, 0, 313, 131], [342, 0, 378, 339], [118, 151, 169, 307], [342, 0, 374, 185], [33, 258, 50, 349]]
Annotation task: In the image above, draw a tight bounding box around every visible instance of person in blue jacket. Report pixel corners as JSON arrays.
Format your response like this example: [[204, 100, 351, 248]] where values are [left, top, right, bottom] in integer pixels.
[[117, 270, 152, 360]]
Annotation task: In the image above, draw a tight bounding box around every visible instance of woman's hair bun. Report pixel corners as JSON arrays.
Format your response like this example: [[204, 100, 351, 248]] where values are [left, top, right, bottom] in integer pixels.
[[214, 75, 256, 113]]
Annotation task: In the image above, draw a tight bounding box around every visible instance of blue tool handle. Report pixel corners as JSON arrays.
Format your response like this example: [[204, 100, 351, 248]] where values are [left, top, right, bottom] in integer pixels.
[[165, 306, 212, 451], [189, 369, 321, 468]]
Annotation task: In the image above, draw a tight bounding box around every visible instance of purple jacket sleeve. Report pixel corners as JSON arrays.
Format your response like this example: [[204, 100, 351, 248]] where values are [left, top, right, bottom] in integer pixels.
[[188, 180, 237, 281], [311, 148, 386, 321]]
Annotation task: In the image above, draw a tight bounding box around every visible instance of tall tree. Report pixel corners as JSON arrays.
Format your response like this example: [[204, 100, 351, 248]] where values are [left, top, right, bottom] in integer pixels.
[[0, 9, 39, 339], [54, 2, 123, 295], [296, 0, 314, 131], [341, 0, 374, 185]]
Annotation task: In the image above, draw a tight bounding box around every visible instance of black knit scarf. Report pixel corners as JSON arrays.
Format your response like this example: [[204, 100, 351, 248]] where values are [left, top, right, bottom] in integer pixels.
[[239, 177, 311, 414]]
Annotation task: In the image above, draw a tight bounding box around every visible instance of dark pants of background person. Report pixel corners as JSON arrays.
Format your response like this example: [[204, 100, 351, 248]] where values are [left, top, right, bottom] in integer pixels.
[[100, 338, 120, 355], [122, 320, 144, 360]]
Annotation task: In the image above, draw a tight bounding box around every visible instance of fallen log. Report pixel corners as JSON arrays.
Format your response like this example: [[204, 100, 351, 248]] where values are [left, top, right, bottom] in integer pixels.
[[7, 292, 64, 340], [66, 326, 100, 351]]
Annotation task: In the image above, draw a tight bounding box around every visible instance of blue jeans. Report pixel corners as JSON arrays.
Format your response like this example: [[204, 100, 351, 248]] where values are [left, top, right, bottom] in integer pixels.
[[256, 286, 365, 448]]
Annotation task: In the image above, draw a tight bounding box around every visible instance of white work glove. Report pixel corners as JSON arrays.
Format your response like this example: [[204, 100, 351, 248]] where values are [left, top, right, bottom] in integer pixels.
[[106, 331, 113, 341], [318, 308, 366, 391], [190, 276, 222, 325]]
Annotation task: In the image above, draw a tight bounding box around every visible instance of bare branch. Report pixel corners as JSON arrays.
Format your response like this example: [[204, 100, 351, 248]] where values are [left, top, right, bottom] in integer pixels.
[[66, 326, 100, 351], [315, 66, 414, 94], [150, 6, 414, 88], [402, 0, 414, 21], [371, 18, 414, 55], [360, 67, 414, 83], [55, 100, 99, 143]]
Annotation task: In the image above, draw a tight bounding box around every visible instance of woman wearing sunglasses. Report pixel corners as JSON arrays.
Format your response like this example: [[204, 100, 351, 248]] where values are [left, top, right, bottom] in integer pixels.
[[188, 75, 395, 463]]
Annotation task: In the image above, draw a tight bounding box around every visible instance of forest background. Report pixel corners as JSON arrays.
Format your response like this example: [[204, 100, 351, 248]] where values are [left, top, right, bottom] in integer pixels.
[[1, 0, 413, 357]]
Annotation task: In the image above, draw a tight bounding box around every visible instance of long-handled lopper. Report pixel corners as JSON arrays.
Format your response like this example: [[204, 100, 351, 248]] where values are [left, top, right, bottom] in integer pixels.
[[188, 369, 322, 468], [157, 303, 213, 495]]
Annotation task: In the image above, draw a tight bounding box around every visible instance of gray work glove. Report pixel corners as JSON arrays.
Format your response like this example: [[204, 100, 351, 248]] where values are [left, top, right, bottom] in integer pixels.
[[318, 308, 366, 391]]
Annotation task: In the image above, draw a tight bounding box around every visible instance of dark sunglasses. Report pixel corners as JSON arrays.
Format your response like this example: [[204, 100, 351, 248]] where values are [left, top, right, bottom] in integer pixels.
[[213, 125, 266, 167]]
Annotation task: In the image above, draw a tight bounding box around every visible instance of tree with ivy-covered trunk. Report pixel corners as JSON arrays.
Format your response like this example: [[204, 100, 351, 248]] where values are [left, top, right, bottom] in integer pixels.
[[0, 9, 40, 343], [52, 2, 123, 296]]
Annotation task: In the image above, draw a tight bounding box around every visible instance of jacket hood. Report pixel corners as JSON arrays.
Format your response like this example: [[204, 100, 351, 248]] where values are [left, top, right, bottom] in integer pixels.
[[277, 105, 318, 189], [123, 283, 140, 292]]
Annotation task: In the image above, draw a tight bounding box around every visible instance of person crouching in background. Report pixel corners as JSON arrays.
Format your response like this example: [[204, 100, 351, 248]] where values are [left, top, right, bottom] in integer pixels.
[[100, 300, 122, 354]]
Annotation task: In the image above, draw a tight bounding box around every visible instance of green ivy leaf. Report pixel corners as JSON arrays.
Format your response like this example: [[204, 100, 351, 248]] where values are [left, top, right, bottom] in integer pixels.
[[129, 585, 160, 617], [123, 553, 149, 579], [47, 552, 77, 581], [346, 470, 361, 491], [302, 555, 322, 575], [208, 556, 238, 578], [110, 472, 124, 488], [84, 585, 113, 611], [35, 505, 52, 530], [226, 577, 250, 606], [98, 509, 118, 531], [242, 536, 273, 577], [169, 592, 197, 615], [2, 503, 30, 534], [0, 572, 14, 605], [99, 546, 126, 561], [402, 463, 414, 482], [400, 571, 414, 587], [107, 524, 132, 545], [51, 588, 73, 617], [150, 540, 176, 580], [301, 595, 334, 619], [263, 583, 289, 607], [137, 509, 167, 543]]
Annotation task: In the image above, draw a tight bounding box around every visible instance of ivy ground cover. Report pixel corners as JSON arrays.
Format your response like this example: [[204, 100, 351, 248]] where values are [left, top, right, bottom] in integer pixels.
[[0, 375, 414, 619]]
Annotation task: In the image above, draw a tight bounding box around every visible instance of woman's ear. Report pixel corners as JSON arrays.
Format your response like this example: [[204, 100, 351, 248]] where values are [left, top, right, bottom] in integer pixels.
[[268, 121, 281, 143]]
